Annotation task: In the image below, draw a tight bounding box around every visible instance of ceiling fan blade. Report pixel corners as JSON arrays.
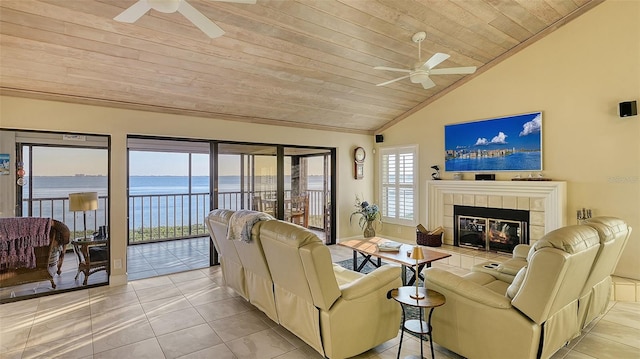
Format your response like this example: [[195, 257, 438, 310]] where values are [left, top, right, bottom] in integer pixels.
[[421, 53, 450, 70], [376, 75, 411, 87], [178, 1, 225, 38], [374, 66, 412, 73], [430, 66, 477, 75], [421, 77, 436, 89], [114, 0, 152, 23]]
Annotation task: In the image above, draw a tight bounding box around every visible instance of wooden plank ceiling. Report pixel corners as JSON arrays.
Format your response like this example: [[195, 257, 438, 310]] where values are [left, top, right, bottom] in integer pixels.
[[0, 0, 601, 134]]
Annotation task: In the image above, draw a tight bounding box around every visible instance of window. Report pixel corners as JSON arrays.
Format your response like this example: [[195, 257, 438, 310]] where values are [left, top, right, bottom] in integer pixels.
[[380, 145, 418, 226]]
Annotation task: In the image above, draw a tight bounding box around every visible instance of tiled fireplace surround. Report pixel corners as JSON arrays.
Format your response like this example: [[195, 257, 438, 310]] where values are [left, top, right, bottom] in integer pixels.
[[426, 180, 567, 246], [423, 180, 638, 302]]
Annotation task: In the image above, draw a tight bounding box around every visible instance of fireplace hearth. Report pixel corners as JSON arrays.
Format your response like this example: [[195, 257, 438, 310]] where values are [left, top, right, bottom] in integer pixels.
[[454, 205, 529, 254]]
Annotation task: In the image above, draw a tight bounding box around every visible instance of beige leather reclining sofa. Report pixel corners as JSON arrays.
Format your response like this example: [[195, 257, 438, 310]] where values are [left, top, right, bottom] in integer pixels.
[[205, 209, 402, 359], [424, 217, 631, 359]]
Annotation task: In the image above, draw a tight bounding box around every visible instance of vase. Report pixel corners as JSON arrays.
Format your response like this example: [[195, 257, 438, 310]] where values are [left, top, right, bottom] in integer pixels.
[[363, 220, 376, 238]]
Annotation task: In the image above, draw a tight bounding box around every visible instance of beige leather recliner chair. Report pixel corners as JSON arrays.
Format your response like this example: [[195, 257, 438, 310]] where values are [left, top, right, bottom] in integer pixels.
[[205, 209, 248, 299], [471, 216, 632, 333], [579, 217, 631, 330], [206, 210, 278, 322], [258, 220, 402, 359], [231, 219, 278, 322], [424, 224, 601, 359]]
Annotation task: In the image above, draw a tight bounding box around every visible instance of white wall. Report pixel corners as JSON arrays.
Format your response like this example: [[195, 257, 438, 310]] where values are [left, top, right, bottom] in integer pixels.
[[377, 0, 639, 279], [0, 97, 374, 283]]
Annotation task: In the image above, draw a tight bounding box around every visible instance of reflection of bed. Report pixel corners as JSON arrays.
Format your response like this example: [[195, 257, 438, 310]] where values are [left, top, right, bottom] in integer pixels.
[[0, 218, 70, 289]]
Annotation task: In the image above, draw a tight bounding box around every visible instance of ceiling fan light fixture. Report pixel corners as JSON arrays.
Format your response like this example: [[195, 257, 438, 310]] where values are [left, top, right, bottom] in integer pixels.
[[410, 72, 430, 84]]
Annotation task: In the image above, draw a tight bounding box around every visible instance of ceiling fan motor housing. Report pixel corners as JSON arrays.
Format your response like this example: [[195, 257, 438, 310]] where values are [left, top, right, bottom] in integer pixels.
[[148, 0, 182, 13], [410, 72, 429, 84]]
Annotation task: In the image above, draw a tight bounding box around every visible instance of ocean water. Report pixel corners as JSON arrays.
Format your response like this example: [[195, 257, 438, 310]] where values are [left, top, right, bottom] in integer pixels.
[[445, 152, 542, 172], [24, 175, 324, 197], [22, 176, 325, 230]]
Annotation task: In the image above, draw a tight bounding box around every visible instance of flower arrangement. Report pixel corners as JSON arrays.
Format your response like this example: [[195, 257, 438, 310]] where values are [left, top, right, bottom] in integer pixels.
[[350, 196, 381, 230]]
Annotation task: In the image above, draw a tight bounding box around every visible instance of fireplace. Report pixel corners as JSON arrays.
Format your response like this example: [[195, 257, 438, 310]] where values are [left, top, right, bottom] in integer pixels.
[[454, 205, 529, 254], [426, 180, 567, 249]]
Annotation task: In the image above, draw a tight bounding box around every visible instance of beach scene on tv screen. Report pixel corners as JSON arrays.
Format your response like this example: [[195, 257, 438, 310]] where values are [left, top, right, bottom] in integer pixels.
[[445, 112, 542, 172]]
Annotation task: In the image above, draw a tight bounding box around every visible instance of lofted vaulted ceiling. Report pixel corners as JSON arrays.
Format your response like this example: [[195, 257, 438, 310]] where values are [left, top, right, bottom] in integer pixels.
[[0, 0, 602, 134]]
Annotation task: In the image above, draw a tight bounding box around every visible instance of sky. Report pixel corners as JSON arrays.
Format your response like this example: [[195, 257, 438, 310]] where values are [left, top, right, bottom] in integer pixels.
[[29, 147, 108, 176], [129, 152, 210, 176], [445, 112, 542, 151], [28, 149, 325, 177]]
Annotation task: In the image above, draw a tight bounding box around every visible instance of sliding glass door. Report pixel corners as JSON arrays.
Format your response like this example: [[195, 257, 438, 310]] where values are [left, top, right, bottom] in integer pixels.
[[125, 138, 211, 280], [213, 143, 334, 243], [216, 143, 277, 215], [0, 129, 110, 300], [125, 136, 336, 277]]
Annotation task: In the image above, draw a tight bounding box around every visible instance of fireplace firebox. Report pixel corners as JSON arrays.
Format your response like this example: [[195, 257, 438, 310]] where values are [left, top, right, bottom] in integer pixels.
[[454, 205, 529, 254]]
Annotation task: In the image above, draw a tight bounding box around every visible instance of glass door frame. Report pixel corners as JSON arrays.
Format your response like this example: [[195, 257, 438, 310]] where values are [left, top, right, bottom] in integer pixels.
[[126, 135, 337, 271], [211, 140, 336, 244]]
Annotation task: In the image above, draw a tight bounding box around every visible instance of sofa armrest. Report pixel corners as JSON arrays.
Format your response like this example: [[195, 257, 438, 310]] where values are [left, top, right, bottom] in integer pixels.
[[497, 257, 528, 276], [512, 244, 530, 259], [340, 265, 401, 300], [425, 268, 512, 308]]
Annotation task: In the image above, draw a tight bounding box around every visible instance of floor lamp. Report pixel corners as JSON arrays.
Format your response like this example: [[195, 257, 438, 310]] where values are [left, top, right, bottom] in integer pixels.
[[410, 245, 425, 299], [69, 192, 99, 240]]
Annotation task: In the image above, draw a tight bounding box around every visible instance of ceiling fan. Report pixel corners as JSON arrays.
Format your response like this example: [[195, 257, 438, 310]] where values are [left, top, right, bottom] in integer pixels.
[[374, 32, 477, 89], [114, 0, 256, 38]]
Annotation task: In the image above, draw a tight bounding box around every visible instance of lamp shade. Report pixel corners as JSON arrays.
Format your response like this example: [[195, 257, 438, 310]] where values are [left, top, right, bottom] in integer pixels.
[[410, 246, 424, 260], [69, 192, 99, 212]]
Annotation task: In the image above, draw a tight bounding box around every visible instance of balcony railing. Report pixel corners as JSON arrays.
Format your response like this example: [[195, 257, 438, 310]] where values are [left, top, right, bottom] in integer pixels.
[[22, 190, 328, 244], [128, 193, 210, 243], [22, 196, 109, 239]]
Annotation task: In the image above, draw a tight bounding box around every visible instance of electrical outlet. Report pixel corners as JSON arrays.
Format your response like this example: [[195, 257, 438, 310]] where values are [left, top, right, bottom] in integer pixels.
[[113, 259, 122, 269], [396, 227, 402, 234]]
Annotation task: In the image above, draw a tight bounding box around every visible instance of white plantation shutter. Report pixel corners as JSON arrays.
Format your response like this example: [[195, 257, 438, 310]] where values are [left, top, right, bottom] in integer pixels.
[[380, 145, 418, 225]]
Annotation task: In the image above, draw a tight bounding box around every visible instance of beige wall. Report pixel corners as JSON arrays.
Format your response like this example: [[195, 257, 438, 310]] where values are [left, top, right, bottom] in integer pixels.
[[0, 96, 374, 283], [377, 1, 639, 279]]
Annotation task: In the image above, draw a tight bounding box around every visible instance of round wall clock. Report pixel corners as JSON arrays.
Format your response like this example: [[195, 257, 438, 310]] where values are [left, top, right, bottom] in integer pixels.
[[354, 147, 365, 179], [354, 147, 366, 162]]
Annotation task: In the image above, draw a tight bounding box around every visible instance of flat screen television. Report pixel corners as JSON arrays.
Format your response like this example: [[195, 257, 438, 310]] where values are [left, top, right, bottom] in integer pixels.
[[444, 112, 542, 172]]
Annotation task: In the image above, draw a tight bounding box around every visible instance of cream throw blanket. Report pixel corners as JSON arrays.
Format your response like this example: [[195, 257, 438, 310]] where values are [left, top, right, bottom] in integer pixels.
[[227, 210, 273, 243]]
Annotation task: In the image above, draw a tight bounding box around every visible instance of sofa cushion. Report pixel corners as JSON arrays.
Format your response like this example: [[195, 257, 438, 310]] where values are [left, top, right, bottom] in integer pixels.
[[206, 209, 248, 300], [583, 217, 629, 244], [506, 266, 527, 299], [527, 225, 600, 262], [332, 263, 365, 286]]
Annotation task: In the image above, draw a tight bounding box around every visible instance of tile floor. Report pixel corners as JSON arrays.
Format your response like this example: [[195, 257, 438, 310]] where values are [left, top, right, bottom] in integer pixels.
[[127, 237, 211, 281], [0, 251, 109, 302], [0, 237, 211, 301], [1, 245, 639, 358]]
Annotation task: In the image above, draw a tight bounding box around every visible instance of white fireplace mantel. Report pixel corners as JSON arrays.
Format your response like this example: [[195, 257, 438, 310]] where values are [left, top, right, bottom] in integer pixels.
[[426, 180, 567, 244]]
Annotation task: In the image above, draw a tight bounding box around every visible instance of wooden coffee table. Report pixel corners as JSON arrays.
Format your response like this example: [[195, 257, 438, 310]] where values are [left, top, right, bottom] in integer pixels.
[[338, 237, 451, 285]]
